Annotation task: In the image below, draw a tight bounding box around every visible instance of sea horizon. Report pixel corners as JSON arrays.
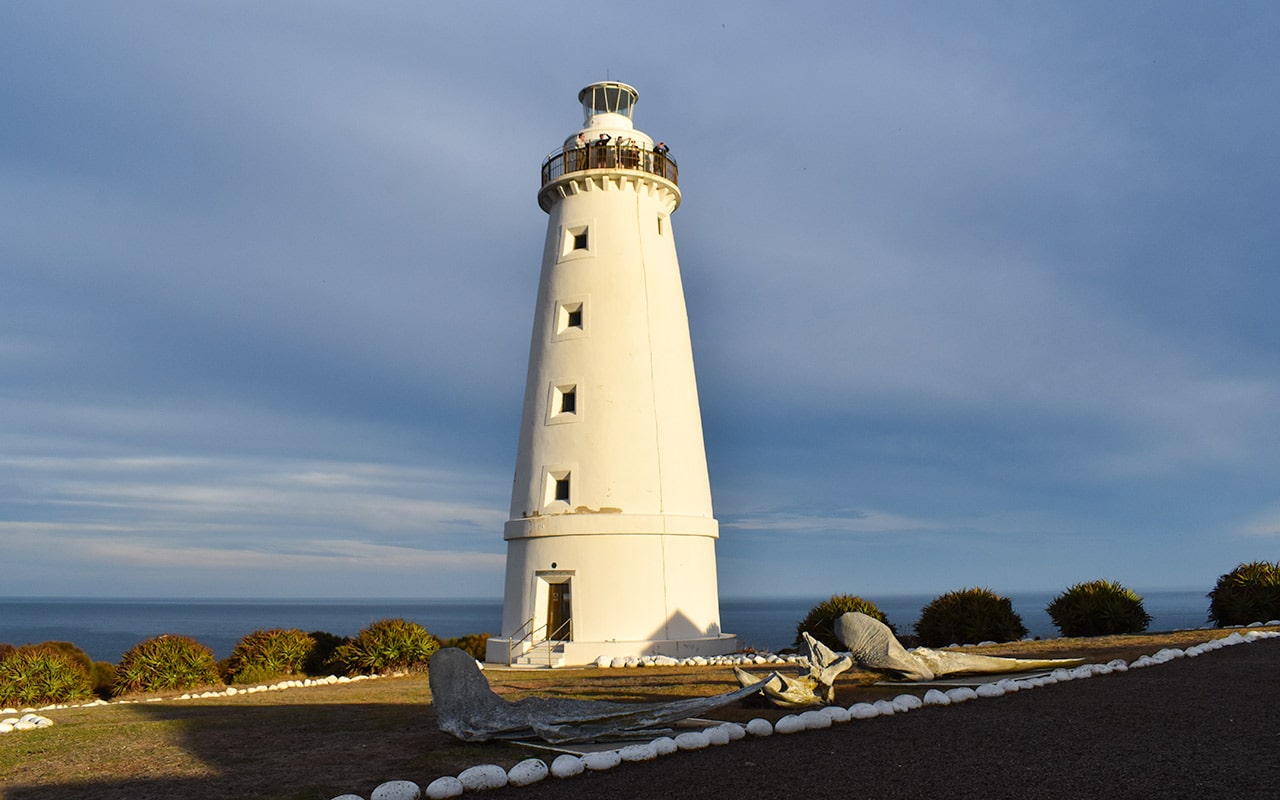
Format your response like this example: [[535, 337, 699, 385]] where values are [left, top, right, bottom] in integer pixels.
[[0, 588, 1215, 663]]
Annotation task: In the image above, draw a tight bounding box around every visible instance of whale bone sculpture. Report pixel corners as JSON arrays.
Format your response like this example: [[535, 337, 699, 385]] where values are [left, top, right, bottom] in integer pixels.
[[733, 631, 853, 707], [834, 611, 1085, 681], [430, 648, 772, 743]]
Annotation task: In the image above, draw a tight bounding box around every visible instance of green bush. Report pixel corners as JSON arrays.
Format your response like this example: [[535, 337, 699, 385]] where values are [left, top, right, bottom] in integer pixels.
[[305, 631, 349, 676], [441, 633, 492, 662], [0, 646, 93, 707], [222, 628, 316, 684], [1208, 561, 1280, 627], [795, 594, 893, 651], [915, 587, 1029, 647], [114, 634, 222, 696], [1046, 580, 1152, 637], [89, 661, 117, 699], [331, 618, 438, 675]]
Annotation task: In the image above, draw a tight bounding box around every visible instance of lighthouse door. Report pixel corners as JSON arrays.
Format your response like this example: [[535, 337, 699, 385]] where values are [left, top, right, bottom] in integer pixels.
[[546, 581, 572, 641]]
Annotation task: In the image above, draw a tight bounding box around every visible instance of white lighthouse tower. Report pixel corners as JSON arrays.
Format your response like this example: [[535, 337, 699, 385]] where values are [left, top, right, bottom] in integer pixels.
[[487, 82, 736, 666]]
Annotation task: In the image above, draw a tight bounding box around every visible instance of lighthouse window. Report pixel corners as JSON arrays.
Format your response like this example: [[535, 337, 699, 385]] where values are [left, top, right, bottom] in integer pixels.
[[548, 382, 581, 423], [573, 230, 589, 250], [554, 300, 586, 338], [559, 223, 595, 261], [544, 469, 572, 506]]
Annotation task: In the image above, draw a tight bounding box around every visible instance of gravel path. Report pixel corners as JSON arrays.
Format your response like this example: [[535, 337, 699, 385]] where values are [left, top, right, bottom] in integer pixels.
[[502, 637, 1279, 799]]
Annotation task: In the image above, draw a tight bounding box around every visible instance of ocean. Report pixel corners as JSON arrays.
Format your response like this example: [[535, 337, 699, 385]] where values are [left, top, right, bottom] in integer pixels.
[[0, 590, 1213, 663]]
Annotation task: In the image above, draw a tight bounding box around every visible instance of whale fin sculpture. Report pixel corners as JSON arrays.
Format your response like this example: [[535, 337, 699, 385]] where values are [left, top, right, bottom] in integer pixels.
[[733, 631, 853, 707], [834, 612, 1085, 680], [429, 648, 772, 743]]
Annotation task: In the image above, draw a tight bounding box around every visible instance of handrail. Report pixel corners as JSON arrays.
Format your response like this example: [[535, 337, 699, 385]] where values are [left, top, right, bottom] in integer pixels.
[[506, 616, 574, 667], [541, 143, 678, 187]]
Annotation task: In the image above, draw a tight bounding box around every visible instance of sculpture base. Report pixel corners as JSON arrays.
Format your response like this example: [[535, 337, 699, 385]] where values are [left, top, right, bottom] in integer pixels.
[[486, 634, 738, 668]]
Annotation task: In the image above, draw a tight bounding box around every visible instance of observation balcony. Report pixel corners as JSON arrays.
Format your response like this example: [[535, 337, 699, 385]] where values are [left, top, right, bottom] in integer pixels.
[[541, 142, 679, 188]]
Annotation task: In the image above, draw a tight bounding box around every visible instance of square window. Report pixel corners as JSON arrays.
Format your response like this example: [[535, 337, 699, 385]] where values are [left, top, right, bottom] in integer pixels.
[[561, 224, 592, 258], [548, 382, 581, 423], [554, 300, 587, 338], [544, 468, 573, 506]]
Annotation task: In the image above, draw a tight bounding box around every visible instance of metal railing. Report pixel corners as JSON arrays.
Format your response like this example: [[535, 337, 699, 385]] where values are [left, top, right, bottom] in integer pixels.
[[541, 143, 678, 187], [506, 617, 573, 667]]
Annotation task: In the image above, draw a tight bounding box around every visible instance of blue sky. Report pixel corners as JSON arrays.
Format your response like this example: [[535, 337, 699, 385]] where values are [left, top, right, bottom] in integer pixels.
[[3, 2, 1277, 600]]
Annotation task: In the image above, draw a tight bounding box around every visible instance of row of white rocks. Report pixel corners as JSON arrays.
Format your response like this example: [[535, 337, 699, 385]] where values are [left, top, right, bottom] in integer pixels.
[[334, 629, 1280, 800], [0, 674, 386, 733]]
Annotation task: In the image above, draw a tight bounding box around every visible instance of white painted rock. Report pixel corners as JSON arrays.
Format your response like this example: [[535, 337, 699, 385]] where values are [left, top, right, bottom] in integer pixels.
[[976, 683, 1005, 698], [799, 710, 832, 730], [651, 736, 679, 755], [922, 689, 951, 706], [872, 700, 897, 715], [823, 705, 852, 723], [706, 724, 733, 744], [550, 754, 584, 778], [674, 731, 711, 749], [507, 758, 549, 787], [619, 743, 658, 762], [720, 722, 748, 740], [328, 794, 364, 800], [849, 702, 879, 719], [774, 714, 805, 734], [371, 780, 421, 800], [458, 764, 508, 791], [893, 694, 922, 712], [594, 656, 611, 668], [583, 750, 622, 770], [945, 687, 978, 703], [425, 777, 464, 799], [745, 718, 774, 737]]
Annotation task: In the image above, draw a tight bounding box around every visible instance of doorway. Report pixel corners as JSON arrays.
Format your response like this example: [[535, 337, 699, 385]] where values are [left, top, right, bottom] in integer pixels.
[[545, 580, 572, 641]]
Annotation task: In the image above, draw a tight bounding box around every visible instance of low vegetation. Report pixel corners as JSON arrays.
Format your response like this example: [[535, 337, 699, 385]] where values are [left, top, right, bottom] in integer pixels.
[[330, 618, 438, 675], [795, 594, 893, 651], [1046, 580, 1152, 637], [220, 628, 316, 684], [1207, 561, 1280, 627], [0, 645, 93, 707], [914, 587, 1028, 647], [114, 635, 222, 696]]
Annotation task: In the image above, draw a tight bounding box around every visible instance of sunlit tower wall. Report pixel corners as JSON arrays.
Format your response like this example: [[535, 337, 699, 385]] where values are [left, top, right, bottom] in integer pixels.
[[487, 82, 736, 666]]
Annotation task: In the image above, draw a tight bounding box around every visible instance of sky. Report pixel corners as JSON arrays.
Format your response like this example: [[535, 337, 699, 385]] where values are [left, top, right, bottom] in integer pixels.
[[2, 1, 1278, 601]]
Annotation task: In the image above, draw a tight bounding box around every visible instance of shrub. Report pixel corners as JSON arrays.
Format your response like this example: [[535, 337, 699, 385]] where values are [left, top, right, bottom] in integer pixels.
[[1046, 580, 1152, 637], [114, 634, 222, 696], [915, 587, 1028, 647], [222, 628, 316, 684], [0, 646, 93, 707], [331, 618, 438, 675], [305, 631, 349, 676], [795, 594, 893, 651], [1207, 561, 1280, 627], [441, 633, 492, 662], [89, 661, 117, 699]]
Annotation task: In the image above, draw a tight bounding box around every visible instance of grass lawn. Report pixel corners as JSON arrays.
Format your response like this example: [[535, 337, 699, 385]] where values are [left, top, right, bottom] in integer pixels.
[[0, 627, 1270, 800]]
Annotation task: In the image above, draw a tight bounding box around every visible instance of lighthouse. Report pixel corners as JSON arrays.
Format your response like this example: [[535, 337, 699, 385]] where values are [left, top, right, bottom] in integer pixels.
[[487, 82, 736, 666]]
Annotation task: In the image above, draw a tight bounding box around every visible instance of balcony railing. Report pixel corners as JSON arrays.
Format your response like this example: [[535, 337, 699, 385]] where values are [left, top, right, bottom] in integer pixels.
[[541, 143, 679, 187]]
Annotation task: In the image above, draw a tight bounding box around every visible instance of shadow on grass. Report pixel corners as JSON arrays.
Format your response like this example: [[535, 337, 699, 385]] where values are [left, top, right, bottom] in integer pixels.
[[5, 697, 527, 800]]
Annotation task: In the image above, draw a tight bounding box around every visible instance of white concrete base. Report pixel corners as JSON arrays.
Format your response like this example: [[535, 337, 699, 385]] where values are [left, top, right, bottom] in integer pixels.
[[486, 633, 738, 667]]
